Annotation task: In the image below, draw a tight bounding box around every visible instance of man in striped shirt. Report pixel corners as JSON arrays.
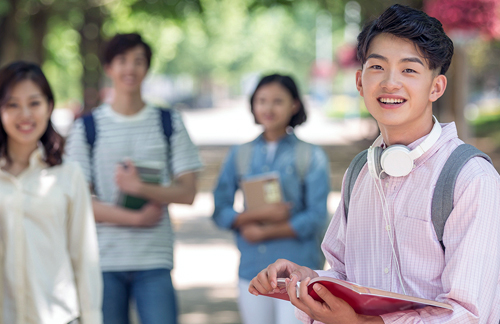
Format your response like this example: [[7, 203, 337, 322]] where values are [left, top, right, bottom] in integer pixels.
[[66, 33, 202, 324], [249, 5, 500, 324]]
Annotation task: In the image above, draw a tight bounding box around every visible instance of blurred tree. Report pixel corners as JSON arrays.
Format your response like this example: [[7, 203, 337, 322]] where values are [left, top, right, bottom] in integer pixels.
[[0, 0, 51, 65]]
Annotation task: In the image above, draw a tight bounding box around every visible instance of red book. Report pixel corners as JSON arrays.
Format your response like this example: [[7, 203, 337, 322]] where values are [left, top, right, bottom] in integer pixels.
[[262, 277, 453, 316]]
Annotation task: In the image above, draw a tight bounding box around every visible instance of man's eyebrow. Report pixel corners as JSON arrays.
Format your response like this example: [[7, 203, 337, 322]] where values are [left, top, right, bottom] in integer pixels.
[[366, 53, 387, 62], [400, 57, 424, 66]]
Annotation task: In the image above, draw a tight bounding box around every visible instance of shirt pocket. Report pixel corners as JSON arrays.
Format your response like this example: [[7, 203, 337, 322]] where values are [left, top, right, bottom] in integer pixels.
[[395, 187, 432, 222]]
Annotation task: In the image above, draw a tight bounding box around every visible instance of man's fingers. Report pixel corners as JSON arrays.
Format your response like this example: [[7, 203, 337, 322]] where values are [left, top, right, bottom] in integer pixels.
[[287, 276, 317, 319], [266, 265, 279, 289], [312, 283, 338, 309], [248, 280, 265, 296], [255, 269, 275, 292]]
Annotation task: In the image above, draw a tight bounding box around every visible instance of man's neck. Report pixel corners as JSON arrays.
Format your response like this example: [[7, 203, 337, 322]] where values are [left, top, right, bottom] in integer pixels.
[[380, 114, 435, 147], [110, 91, 145, 116]]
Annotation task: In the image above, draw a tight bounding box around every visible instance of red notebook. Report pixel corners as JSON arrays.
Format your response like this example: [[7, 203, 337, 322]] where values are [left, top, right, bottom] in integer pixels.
[[262, 277, 453, 316]]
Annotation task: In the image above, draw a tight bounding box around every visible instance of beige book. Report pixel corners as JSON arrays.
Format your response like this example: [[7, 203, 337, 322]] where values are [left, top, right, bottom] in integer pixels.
[[241, 172, 282, 210]]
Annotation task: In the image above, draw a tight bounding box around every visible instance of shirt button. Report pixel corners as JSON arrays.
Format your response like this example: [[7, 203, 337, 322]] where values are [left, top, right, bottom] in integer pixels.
[[386, 225, 391, 231], [286, 166, 293, 174], [258, 245, 267, 254], [262, 166, 269, 172], [384, 267, 389, 274], [385, 183, 389, 188], [261, 147, 266, 153]]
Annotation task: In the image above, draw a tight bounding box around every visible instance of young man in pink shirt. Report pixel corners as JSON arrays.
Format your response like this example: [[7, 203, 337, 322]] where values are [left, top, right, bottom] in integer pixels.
[[249, 4, 500, 324]]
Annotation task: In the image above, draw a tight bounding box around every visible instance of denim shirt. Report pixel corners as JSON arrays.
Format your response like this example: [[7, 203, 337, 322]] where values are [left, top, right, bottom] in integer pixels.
[[212, 133, 330, 280]]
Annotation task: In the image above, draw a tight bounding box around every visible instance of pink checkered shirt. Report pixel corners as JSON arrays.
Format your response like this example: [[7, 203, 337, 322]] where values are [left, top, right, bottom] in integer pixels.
[[297, 123, 500, 323]]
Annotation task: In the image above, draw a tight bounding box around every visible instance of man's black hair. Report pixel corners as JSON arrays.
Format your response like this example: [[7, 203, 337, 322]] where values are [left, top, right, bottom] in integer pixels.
[[357, 4, 454, 75], [102, 33, 152, 68]]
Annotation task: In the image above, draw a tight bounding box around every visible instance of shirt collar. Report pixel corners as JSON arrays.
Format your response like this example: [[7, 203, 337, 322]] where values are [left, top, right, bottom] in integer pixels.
[[0, 145, 47, 171], [255, 131, 298, 146], [403, 122, 458, 167]]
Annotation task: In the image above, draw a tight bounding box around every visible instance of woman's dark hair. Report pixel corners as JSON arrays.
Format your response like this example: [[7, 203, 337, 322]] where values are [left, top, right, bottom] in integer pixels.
[[250, 74, 307, 128], [0, 61, 64, 167], [103, 33, 152, 68], [357, 4, 454, 75]]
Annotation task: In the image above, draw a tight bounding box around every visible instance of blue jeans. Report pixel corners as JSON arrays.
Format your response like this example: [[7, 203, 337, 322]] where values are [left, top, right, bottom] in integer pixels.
[[102, 269, 178, 324]]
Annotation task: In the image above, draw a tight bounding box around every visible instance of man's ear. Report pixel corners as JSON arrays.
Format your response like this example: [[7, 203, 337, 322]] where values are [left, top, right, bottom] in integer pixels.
[[355, 69, 364, 97], [429, 74, 447, 102]]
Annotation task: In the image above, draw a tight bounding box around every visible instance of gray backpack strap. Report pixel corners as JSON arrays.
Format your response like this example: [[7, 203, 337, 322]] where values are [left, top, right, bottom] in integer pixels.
[[431, 144, 492, 250], [296, 140, 312, 182], [236, 142, 254, 179], [343, 150, 369, 219]]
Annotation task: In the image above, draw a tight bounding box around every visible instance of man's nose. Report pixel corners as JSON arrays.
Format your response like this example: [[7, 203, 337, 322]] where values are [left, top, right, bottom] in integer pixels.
[[380, 71, 402, 91]]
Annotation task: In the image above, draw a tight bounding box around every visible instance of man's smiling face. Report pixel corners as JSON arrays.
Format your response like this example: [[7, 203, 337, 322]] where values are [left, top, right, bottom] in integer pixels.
[[355, 33, 445, 137]]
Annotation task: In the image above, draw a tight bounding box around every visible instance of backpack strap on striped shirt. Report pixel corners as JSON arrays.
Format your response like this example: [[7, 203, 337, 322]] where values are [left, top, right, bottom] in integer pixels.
[[343, 144, 491, 251], [81, 107, 173, 195]]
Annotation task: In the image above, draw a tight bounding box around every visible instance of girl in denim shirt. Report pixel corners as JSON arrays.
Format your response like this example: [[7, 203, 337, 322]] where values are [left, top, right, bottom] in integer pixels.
[[212, 74, 330, 324]]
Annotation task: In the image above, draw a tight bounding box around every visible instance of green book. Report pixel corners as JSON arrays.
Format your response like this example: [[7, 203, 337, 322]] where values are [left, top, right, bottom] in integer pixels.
[[116, 161, 162, 210]]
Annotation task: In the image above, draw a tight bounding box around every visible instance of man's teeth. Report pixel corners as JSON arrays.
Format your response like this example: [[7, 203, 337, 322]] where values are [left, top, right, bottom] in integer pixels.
[[380, 98, 405, 104], [19, 125, 33, 130]]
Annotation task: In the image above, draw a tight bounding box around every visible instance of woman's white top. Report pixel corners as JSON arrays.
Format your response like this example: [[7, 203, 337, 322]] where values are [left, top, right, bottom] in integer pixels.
[[0, 148, 102, 324]]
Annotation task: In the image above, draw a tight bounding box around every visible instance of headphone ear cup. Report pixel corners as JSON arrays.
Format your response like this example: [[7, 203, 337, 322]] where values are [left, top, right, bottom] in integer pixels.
[[381, 145, 414, 177], [368, 146, 385, 179]]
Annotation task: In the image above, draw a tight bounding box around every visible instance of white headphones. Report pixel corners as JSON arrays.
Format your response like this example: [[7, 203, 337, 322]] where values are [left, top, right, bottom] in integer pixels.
[[367, 116, 442, 179]]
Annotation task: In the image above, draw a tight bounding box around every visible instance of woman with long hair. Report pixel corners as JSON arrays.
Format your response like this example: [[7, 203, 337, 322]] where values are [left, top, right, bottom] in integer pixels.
[[0, 61, 102, 324]]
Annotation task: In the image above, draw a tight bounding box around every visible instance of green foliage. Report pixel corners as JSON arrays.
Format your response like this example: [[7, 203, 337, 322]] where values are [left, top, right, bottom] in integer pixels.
[[100, 0, 344, 95], [7, 0, 359, 105], [43, 15, 83, 105]]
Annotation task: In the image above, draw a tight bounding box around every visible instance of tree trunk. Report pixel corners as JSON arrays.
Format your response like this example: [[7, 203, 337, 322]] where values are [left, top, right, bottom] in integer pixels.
[[0, 0, 20, 67], [26, 6, 50, 64], [438, 45, 470, 141], [79, 4, 104, 113]]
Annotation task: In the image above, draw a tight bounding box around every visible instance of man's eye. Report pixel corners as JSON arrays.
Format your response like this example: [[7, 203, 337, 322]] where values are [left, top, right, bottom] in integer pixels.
[[370, 65, 383, 70], [403, 68, 416, 73]]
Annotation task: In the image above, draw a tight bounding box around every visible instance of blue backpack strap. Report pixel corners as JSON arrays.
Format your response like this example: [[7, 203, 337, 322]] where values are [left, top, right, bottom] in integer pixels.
[[343, 149, 368, 220], [159, 108, 172, 145], [158, 108, 173, 178], [82, 113, 97, 194], [431, 144, 492, 251], [82, 113, 96, 150]]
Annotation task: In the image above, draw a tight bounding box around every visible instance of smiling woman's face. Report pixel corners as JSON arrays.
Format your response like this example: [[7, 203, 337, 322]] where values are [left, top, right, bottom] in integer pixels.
[[1, 79, 52, 150]]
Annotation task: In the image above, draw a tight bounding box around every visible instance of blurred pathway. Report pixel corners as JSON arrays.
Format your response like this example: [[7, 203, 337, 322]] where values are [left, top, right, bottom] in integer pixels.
[[169, 192, 342, 324], [180, 97, 378, 146]]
